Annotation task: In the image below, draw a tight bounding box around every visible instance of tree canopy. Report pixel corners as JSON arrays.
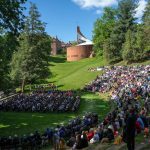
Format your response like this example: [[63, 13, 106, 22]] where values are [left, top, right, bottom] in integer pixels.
[[93, 7, 117, 56], [11, 3, 51, 92], [0, 0, 27, 34], [0, 0, 27, 92], [93, 0, 150, 64]]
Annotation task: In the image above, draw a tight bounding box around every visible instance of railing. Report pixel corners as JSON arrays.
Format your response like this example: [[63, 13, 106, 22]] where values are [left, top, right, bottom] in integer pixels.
[[0, 93, 18, 102]]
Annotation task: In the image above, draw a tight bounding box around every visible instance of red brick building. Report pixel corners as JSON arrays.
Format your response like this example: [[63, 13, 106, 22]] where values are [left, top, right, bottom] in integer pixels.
[[67, 26, 93, 61], [51, 37, 72, 55]]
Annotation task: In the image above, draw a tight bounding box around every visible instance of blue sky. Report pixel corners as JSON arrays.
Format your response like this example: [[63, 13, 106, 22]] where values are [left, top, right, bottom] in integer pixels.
[[24, 0, 147, 42]]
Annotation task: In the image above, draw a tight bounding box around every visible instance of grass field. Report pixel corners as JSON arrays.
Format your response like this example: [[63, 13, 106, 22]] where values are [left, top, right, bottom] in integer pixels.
[[46, 55, 106, 90], [0, 56, 110, 136]]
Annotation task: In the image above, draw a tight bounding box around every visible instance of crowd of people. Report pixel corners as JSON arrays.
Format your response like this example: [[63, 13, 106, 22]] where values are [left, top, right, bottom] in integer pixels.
[[88, 66, 104, 72], [84, 65, 150, 149], [85, 65, 150, 95], [0, 65, 150, 150], [0, 90, 80, 112]]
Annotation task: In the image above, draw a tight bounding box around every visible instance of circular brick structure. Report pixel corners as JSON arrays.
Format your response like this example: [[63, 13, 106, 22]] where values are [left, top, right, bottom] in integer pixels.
[[67, 45, 93, 61]]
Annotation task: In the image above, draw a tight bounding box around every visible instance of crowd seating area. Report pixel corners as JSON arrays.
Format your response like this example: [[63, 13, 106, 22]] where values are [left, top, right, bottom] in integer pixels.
[[0, 90, 80, 112], [85, 65, 150, 95]]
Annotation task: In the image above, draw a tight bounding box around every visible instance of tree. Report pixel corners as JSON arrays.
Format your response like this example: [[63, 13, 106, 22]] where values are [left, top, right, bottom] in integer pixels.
[[142, 0, 150, 52], [11, 3, 51, 92], [93, 7, 117, 56], [0, 0, 27, 91], [122, 30, 135, 62], [133, 26, 145, 60], [0, 0, 27, 34], [0, 32, 19, 91], [142, 0, 150, 24], [122, 28, 145, 63], [107, 0, 138, 62], [104, 34, 123, 64]]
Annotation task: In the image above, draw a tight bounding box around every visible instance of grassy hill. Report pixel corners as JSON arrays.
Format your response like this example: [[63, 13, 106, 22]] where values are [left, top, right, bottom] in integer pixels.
[[46, 55, 106, 90], [1, 55, 150, 136], [0, 56, 110, 136]]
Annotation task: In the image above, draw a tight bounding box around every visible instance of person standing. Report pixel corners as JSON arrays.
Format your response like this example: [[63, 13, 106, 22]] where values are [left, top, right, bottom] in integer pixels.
[[126, 109, 137, 150]]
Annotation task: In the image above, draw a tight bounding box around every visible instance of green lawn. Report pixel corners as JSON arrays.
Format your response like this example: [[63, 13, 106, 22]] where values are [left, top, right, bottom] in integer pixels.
[[46, 55, 106, 90], [0, 56, 110, 136]]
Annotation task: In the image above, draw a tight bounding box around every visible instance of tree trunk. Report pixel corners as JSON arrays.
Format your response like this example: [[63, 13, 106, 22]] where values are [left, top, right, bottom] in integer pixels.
[[21, 79, 25, 93]]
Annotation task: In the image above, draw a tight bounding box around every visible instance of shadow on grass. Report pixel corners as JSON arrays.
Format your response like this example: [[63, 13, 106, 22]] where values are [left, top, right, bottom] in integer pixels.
[[49, 56, 66, 63], [0, 111, 76, 136], [57, 85, 64, 88], [49, 63, 55, 66], [73, 89, 110, 120]]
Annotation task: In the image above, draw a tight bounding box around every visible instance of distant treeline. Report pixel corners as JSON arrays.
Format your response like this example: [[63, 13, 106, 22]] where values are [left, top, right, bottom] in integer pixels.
[[93, 0, 150, 64]]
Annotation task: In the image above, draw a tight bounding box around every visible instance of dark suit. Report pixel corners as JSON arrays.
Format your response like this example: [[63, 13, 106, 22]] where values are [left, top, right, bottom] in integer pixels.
[[126, 113, 137, 150]]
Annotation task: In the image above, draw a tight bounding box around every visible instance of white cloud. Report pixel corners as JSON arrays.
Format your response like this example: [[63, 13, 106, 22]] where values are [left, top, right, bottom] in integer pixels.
[[72, 0, 117, 9], [72, 0, 147, 20], [135, 0, 147, 19], [96, 9, 103, 14]]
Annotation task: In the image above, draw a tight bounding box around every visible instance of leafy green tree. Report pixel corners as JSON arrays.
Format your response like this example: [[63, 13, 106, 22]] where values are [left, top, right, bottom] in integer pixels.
[[142, 0, 150, 52], [104, 33, 123, 64], [142, 0, 150, 24], [133, 26, 145, 60], [107, 0, 138, 62], [0, 0, 26, 34], [122, 30, 135, 62], [122, 28, 144, 62], [93, 7, 117, 56], [0, 0, 27, 91], [103, 39, 111, 63], [25, 2, 45, 35], [11, 3, 51, 92], [0, 32, 20, 91]]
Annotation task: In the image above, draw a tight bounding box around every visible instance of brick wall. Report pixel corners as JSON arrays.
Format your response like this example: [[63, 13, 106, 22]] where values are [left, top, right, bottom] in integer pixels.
[[51, 38, 62, 55], [67, 45, 93, 61]]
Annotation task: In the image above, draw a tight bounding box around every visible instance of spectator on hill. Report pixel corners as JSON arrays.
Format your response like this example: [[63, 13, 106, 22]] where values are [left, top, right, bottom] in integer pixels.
[[72, 134, 83, 149], [90, 130, 99, 144], [81, 131, 88, 147], [101, 126, 114, 143], [126, 109, 137, 150]]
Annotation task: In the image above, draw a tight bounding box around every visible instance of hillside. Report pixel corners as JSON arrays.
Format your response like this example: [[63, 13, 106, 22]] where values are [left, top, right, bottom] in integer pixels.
[[46, 55, 106, 90], [46, 55, 150, 90], [0, 56, 109, 136]]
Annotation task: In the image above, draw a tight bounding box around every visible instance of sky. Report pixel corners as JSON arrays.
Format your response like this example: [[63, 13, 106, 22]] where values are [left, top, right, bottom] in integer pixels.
[[24, 0, 148, 42]]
